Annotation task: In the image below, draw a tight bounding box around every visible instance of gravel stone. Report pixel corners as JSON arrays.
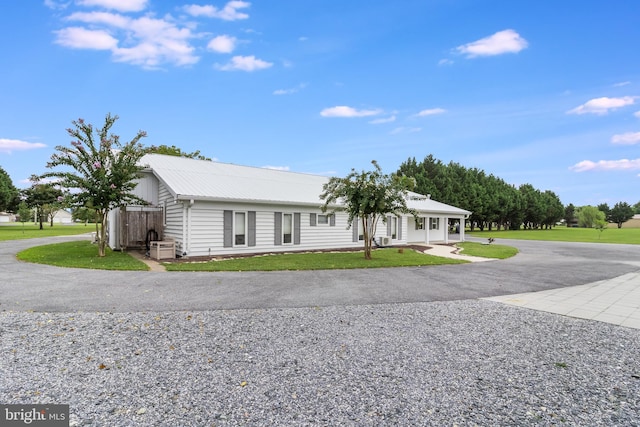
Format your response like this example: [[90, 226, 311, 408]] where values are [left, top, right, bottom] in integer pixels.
[[1, 300, 639, 426]]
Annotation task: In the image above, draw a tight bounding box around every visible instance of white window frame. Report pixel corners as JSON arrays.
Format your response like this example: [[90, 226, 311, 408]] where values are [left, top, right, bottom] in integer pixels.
[[430, 217, 440, 230], [162, 200, 167, 226], [415, 217, 425, 230], [390, 216, 398, 239], [282, 213, 294, 245], [317, 214, 330, 225], [234, 211, 247, 246]]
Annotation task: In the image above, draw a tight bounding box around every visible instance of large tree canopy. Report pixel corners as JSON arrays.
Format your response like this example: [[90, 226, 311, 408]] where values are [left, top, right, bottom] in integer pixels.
[[398, 155, 564, 230], [145, 144, 211, 161], [0, 166, 19, 213], [320, 161, 416, 260], [22, 176, 63, 229], [42, 114, 147, 256], [608, 201, 634, 228]]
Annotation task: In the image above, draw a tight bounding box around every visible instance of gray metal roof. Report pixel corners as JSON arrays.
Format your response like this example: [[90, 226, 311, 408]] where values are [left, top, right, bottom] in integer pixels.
[[140, 154, 470, 215]]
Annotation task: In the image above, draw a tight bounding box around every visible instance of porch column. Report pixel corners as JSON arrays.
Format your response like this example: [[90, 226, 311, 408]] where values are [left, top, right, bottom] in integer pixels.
[[426, 216, 430, 244], [460, 217, 466, 242], [444, 216, 448, 244]]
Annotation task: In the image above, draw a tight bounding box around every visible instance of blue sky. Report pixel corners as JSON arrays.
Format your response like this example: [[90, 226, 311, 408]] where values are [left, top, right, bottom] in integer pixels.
[[1, 0, 639, 207]]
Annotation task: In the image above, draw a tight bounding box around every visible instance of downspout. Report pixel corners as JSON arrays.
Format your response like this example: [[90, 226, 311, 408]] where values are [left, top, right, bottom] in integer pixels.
[[187, 199, 194, 255], [182, 202, 188, 256]]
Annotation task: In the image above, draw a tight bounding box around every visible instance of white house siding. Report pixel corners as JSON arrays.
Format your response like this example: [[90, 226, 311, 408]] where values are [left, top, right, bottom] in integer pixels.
[[158, 181, 185, 255], [179, 201, 373, 257], [132, 173, 159, 206]]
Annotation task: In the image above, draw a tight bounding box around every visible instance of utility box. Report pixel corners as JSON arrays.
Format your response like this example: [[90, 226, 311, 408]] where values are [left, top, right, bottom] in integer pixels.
[[149, 240, 175, 260]]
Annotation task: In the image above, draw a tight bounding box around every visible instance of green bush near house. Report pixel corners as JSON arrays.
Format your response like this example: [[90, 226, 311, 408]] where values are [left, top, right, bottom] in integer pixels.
[[17, 240, 149, 271]]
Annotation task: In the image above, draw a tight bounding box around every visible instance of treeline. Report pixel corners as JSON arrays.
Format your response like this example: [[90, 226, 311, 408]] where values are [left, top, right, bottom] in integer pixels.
[[397, 155, 564, 231]]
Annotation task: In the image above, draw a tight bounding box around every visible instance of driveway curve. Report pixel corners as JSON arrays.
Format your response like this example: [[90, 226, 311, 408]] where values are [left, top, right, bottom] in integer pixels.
[[1, 235, 639, 312]]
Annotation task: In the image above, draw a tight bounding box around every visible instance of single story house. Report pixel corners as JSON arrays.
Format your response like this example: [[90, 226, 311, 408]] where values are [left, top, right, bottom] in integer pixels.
[[108, 154, 471, 257]]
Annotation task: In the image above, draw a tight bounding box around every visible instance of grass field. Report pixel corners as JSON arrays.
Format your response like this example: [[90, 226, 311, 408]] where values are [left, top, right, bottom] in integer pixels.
[[16, 240, 149, 271], [0, 222, 92, 241], [469, 226, 640, 245], [163, 248, 468, 272]]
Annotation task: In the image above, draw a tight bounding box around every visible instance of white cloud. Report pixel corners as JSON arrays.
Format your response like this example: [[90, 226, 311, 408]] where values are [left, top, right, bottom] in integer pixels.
[[54, 27, 118, 49], [273, 83, 307, 95], [0, 139, 47, 153], [207, 35, 237, 53], [215, 55, 272, 71], [262, 165, 290, 171], [76, 0, 148, 12], [456, 29, 528, 58], [389, 127, 421, 135], [570, 158, 640, 172], [320, 106, 382, 118], [613, 81, 631, 87], [567, 96, 636, 115], [414, 108, 446, 117], [369, 115, 396, 124], [634, 111, 640, 118], [611, 132, 640, 145], [57, 12, 199, 68], [438, 58, 453, 66], [183, 1, 250, 20], [44, 0, 70, 10]]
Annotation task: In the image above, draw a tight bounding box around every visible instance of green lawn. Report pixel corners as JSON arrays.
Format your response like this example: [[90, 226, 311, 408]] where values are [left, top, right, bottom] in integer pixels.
[[457, 242, 519, 259], [17, 240, 149, 271], [0, 222, 92, 241], [164, 248, 468, 271], [468, 226, 640, 245]]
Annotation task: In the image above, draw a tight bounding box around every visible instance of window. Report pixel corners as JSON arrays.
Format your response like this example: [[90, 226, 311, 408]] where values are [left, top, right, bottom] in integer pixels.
[[283, 213, 293, 244], [430, 217, 440, 230], [390, 217, 397, 239], [317, 214, 329, 225], [415, 217, 425, 230], [235, 212, 246, 245]]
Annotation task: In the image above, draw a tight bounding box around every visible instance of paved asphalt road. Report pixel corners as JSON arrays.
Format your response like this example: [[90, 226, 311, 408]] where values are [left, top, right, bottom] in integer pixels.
[[1, 235, 639, 313]]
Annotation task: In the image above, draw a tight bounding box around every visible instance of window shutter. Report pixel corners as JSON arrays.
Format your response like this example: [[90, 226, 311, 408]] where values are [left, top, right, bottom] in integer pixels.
[[310, 213, 316, 226], [223, 210, 232, 248], [330, 214, 335, 226], [274, 212, 282, 245], [398, 216, 403, 240], [294, 213, 301, 245], [248, 211, 256, 247], [386, 216, 392, 236], [352, 219, 358, 243]]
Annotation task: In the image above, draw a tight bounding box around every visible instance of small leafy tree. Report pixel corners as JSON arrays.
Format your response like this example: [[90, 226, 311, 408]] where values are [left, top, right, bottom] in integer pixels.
[[320, 161, 416, 260], [608, 201, 634, 228], [594, 218, 607, 239], [42, 114, 147, 256], [22, 176, 63, 229], [17, 201, 33, 233], [577, 206, 604, 228]]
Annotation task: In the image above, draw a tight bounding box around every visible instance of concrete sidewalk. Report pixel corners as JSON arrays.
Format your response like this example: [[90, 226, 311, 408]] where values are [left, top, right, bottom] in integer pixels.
[[421, 243, 496, 262], [484, 271, 640, 329]]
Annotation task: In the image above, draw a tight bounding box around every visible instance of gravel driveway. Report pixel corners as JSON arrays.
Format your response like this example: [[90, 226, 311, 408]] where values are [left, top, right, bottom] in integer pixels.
[[1, 235, 639, 425]]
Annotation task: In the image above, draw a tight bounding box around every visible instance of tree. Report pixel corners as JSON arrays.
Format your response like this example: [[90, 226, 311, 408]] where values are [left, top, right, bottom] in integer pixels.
[[22, 176, 63, 229], [577, 206, 605, 228], [72, 206, 98, 225], [320, 161, 416, 260], [42, 114, 148, 256], [145, 144, 211, 160], [564, 203, 576, 226], [16, 201, 32, 233], [633, 201, 640, 215], [608, 202, 634, 228], [0, 166, 19, 213], [597, 203, 610, 219]]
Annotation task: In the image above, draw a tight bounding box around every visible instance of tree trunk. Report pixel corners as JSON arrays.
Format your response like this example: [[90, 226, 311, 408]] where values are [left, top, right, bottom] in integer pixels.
[[98, 209, 108, 257], [362, 216, 372, 260]]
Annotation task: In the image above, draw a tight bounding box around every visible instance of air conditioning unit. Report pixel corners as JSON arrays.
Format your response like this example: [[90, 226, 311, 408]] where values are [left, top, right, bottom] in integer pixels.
[[380, 236, 392, 246]]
